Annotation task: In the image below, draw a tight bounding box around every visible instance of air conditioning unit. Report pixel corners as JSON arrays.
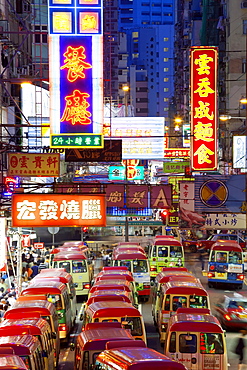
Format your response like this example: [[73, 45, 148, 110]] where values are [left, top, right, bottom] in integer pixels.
[[241, 1, 247, 8]]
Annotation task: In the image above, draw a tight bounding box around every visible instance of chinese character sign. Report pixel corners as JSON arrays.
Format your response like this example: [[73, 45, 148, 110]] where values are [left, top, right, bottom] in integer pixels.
[[12, 194, 106, 227], [190, 47, 218, 171], [8, 153, 60, 177]]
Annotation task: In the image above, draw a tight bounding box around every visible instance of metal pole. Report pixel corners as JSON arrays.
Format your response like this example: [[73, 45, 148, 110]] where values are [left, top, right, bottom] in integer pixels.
[[17, 227, 22, 296], [246, 32, 247, 233]]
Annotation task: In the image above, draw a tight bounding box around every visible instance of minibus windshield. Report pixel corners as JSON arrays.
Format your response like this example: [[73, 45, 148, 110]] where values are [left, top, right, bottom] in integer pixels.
[[100, 317, 143, 337], [165, 295, 208, 311], [47, 294, 63, 310], [200, 333, 224, 354], [72, 261, 87, 273], [170, 246, 183, 258], [132, 260, 148, 273]]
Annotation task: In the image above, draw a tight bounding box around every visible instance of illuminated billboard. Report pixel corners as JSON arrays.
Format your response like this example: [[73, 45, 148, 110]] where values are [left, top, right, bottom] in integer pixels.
[[103, 117, 164, 160], [48, 0, 103, 145], [190, 46, 218, 171], [12, 194, 106, 227]]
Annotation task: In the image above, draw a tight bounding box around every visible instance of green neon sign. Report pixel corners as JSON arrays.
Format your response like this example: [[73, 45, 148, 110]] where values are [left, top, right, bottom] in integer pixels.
[[50, 134, 103, 148]]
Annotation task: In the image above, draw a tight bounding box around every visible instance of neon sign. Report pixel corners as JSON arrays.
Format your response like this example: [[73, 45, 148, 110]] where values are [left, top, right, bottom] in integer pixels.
[[190, 47, 218, 171], [50, 133, 103, 148]]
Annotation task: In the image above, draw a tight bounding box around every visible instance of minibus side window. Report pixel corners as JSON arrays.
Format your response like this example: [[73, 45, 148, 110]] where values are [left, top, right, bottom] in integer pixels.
[[179, 334, 197, 353], [216, 252, 227, 263], [169, 332, 176, 353], [172, 296, 187, 311], [210, 251, 215, 262], [170, 246, 182, 258], [121, 316, 143, 336], [200, 333, 224, 354], [72, 260, 87, 273], [164, 295, 170, 310], [82, 351, 89, 370], [153, 246, 156, 257], [158, 247, 168, 257], [229, 252, 242, 264], [189, 295, 208, 308]]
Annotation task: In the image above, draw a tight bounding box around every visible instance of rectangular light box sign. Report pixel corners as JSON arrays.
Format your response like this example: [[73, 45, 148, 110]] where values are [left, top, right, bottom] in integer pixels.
[[50, 133, 103, 148], [233, 136, 247, 169], [109, 166, 144, 180], [12, 194, 106, 227], [190, 46, 218, 171]]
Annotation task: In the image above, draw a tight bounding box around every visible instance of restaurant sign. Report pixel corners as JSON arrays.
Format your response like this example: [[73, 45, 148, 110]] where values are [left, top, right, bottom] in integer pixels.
[[8, 153, 60, 177], [12, 194, 106, 227]]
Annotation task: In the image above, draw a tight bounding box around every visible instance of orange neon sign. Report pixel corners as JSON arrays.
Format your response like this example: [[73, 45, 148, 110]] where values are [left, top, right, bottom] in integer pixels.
[[12, 194, 106, 227], [61, 90, 91, 125], [61, 45, 92, 82]]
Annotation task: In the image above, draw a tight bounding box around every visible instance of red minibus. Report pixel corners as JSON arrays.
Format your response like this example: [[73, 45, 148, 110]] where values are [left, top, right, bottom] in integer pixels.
[[73, 322, 136, 370], [165, 310, 227, 370], [157, 280, 210, 344], [0, 335, 45, 370], [0, 355, 28, 370], [94, 270, 134, 282], [152, 270, 201, 325], [52, 251, 93, 296], [0, 318, 55, 370], [86, 289, 133, 306], [95, 342, 187, 370], [83, 300, 146, 343], [3, 299, 60, 365], [112, 250, 150, 301]]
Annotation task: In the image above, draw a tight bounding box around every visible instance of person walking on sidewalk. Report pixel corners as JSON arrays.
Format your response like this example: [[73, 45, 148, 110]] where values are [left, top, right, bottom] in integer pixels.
[[234, 330, 247, 370]]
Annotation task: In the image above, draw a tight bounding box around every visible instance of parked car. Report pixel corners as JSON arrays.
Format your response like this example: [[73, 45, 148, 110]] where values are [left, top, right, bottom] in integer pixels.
[[197, 234, 247, 251], [182, 239, 199, 253], [214, 294, 247, 330]]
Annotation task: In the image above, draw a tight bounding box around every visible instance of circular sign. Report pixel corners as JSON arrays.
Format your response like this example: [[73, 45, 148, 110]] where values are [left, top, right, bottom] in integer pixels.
[[48, 227, 60, 235], [200, 180, 228, 207]]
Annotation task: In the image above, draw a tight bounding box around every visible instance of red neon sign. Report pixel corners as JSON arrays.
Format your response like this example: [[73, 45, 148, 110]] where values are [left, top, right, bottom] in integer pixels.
[[61, 90, 91, 125], [61, 45, 92, 82], [190, 46, 218, 171]]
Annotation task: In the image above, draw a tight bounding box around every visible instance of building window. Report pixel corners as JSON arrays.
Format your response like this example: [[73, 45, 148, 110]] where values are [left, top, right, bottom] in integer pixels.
[[164, 78, 169, 81], [164, 68, 168, 72], [242, 58, 246, 73], [164, 98, 169, 102], [164, 48, 168, 52], [164, 107, 169, 111], [164, 88, 169, 92], [243, 20, 247, 34], [164, 37, 169, 41], [164, 58, 168, 62], [34, 25, 48, 44], [132, 31, 138, 38]]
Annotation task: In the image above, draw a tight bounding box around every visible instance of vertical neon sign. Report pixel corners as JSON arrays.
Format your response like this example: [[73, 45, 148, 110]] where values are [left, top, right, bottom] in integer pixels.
[[48, 0, 103, 138], [190, 46, 218, 171]]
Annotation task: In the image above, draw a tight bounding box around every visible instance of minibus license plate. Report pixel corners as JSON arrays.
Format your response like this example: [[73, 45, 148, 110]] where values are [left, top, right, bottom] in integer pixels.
[[215, 272, 226, 279]]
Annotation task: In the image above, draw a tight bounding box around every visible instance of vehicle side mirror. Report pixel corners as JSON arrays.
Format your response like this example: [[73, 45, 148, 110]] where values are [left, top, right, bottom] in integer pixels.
[[52, 332, 57, 339], [69, 343, 75, 351], [80, 313, 84, 321]]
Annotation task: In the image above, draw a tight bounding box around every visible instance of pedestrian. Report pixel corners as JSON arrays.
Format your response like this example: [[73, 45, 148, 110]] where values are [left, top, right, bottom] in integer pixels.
[[30, 262, 39, 278], [199, 248, 207, 271], [234, 330, 247, 369], [38, 258, 48, 270]]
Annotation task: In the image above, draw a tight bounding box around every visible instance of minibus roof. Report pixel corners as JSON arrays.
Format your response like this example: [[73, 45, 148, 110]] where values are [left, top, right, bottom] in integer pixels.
[[117, 242, 141, 246], [97, 347, 187, 369], [61, 241, 87, 247], [168, 313, 222, 333], [38, 268, 73, 281], [112, 251, 147, 260], [102, 266, 129, 272], [155, 235, 174, 239], [53, 251, 87, 261], [161, 280, 208, 296], [0, 318, 50, 336], [105, 340, 146, 350], [33, 275, 72, 285], [87, 291, 132, 306], [0, 355, 28, 370], [0, 335, 40, 356], [51, 247, 82, 255], [176, 308, 211, 315], [90, 279, 131, 291], [162, 267, 188, 272], [22, 280, 66, 294], [86, 301, 142, 318], [90, 285, 131, 294], [17, 295, 47, 302], [154, 238, 182, 246], [211, 241, 242, 252], [77, 327, 134, 351], [95, 274, 134, 283], [156, 270, 194, 284], [4, 300, 56, 319]]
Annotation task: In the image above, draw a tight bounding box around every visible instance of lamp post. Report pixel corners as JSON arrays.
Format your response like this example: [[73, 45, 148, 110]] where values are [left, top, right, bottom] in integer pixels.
[[122, 85, 129, 117]]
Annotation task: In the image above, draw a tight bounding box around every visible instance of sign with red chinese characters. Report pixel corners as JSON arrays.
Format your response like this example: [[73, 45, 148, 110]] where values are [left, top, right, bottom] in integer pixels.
[[21, 235, 30, 248], [7, 153, 60, 177], [12, 194, 106, 227], [164, 148, 190, 158], [190, 46, 218, 171], [33, 242, 45, 250]]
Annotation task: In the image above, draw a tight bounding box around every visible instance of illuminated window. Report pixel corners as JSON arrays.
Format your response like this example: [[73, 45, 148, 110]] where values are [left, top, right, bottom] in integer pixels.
[[164, 68, 168, 71], [164, 58, 168, 62], [164, 48, 168, 52], [164, 37, 169, 41], [164, 88, 169, 92], [164, 108, 169, 111], [132, 31, 139, 37], [164, 98, 169, 102], [164, 78, 169, 82]]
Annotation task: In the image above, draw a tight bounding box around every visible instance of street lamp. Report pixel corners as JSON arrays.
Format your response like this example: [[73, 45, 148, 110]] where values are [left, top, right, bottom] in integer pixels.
[[122, 85, 129, 117]]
